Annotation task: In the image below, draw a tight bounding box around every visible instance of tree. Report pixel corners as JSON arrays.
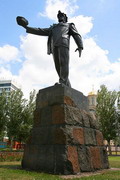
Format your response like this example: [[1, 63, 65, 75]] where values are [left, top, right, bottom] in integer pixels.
[[6, 89, 26, 147], [0, 88, 36, 147], [0, 91, 8, 140], [96, 85, 118, 155], [116, 91, 120, 146], [16, 90, 36, 143], [6, 89, 36, 144]]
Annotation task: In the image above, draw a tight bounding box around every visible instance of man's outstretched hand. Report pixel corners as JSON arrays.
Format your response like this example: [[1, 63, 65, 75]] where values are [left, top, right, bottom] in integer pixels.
[[75, 48, 82, 57], [16, 16, 29, 29]]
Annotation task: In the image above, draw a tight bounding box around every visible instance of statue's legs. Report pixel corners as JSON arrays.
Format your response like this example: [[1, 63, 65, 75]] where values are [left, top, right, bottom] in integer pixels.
[[53, 46, 71, 87]]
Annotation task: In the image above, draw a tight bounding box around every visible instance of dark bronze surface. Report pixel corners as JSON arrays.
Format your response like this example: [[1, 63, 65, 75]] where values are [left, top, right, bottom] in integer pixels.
[[16, 11, 83, 87]]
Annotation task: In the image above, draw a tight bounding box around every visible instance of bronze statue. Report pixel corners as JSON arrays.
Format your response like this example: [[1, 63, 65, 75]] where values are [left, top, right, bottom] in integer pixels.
[[16, 11, 83, 87]]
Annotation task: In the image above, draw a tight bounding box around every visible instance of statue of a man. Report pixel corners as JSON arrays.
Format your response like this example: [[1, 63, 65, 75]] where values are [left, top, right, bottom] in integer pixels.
[[17, 11, 83, 87]]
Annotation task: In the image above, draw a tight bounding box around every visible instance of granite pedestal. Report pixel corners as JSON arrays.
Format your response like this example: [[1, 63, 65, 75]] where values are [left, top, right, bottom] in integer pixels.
[[22, 84, 109, 174]]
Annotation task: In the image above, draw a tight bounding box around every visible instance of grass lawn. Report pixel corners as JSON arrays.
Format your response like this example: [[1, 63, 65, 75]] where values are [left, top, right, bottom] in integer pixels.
[[109, 156, 120, 168], [0, 161, 62, 180], [0, 156, 120, 180]]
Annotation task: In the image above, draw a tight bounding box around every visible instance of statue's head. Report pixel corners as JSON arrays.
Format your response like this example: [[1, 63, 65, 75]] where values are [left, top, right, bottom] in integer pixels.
[[57, 10, 68, 23]]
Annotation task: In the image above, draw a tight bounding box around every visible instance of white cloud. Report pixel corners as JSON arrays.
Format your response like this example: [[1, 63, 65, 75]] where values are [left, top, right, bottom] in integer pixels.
[[0, 67, 14, 80], [0, 45, 20, 63], [18, 34, 58, 97], [39, 0, 79, 21], [69, 15, 93, 36], [69, 35, 120, 94]]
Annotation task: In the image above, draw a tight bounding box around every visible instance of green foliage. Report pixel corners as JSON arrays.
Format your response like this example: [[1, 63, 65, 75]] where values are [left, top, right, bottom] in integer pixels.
[[0, 90, 8, 140], [96, 85, 118, 143], [0, 89, 36, 144], [15, 90, 36, 143], [117, 91, 120, 110], [7, 89, 36, 143], [0, 152, 23, 162], [7, 90, 26, 142], [116, 91, 120, 145]]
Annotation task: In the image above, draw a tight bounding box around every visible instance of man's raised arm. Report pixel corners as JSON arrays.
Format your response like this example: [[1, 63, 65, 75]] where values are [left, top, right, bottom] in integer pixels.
[[26, 27, 50, 36], [16, 16, 50, 36]]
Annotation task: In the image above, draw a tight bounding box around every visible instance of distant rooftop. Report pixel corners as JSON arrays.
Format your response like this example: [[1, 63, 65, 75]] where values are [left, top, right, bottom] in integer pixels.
[[88, 85, 97, 96], [0, 80, 20, 88]]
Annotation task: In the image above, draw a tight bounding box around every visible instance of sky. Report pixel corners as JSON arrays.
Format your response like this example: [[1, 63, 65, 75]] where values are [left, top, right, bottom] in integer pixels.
[[0, 0, 120, 97]]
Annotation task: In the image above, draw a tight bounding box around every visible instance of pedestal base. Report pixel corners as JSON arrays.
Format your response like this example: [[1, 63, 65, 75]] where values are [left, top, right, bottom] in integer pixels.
[[22, 84, 109, 174]]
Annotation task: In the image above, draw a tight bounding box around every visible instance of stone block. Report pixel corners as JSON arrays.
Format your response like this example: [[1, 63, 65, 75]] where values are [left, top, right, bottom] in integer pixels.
[[52, 105, 65, 124], [81, 110, 90, 127], [22, 144, 55, 173], [54, 145, 66, 174], [34, 109, 41, 127], [84, 128, 96, 145], [65, 106, 83, 125], [40, 106, 52, 125], [96, 130, 104, 146], [30, 127, 54, 145], [89, 113, 99, 129], [22, 144, 39, 170], [67, 146, 80, 174], [89, 146, 102, 170], [36, 145, 55, 173], [36, 84, 89, 111], [64, 96, 76, 107], [34, 106, 53, 127], [54, 127, 66, 144], [78, 145, 92, 172], [30, 128, 43, 144], [73, 127, 84, 144]]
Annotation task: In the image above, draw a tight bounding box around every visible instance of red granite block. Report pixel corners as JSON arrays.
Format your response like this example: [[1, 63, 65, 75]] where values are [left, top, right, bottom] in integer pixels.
[[52, 105, 65, 124], [73, 127, 84, 144], [64, 96, 76, 107], [96, 130, 104, 146], [90, 147, 102, 169], [67, 146, 80, 173]]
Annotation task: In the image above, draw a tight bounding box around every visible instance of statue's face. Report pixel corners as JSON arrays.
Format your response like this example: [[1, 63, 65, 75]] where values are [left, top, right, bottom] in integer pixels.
[[58, 14, 66, 23]]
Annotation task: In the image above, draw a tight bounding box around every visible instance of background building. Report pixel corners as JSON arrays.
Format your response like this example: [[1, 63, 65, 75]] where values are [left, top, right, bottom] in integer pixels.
[[88, 87, 97, 114], [0, 80, 19, 95]]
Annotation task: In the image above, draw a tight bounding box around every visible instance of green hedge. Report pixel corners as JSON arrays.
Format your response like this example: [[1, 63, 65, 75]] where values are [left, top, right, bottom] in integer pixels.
[[0, 152, 23, 161]]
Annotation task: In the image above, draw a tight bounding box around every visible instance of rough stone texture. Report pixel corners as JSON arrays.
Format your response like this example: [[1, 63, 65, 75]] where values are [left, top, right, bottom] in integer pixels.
[[73, 128, 84, 145], [89, 146, 102, 170], [36, 84, 89, 111], [84, 128, 96, 145], [78, 146, 92, 172], [67, 146, 80, 174], [22, 84, 109, 174], [96, 130, 104, 146]]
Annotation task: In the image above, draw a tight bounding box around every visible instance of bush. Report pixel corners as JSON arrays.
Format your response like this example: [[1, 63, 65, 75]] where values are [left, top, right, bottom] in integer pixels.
[[0, 152, 23, 161], [0, 148, 24, 152]]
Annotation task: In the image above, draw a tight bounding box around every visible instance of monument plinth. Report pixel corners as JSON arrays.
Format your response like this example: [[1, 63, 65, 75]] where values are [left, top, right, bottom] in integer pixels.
[[22, 84, 109, 174]]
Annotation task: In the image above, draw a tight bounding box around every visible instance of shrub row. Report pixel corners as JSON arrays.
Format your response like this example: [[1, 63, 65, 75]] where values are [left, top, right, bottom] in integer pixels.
[[0, 152, 23, 161]]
